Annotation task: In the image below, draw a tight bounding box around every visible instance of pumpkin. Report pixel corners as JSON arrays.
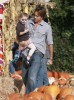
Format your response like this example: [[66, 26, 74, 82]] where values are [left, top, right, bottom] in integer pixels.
[[44, 85, 60, 99], [27, 91, 43, 100], [43, 93, 52, 100], [23, 97, 38, 100], [57, 87, 73, 100], [9, 93, 22, 100], [37, 86, 47, 93], [58, 78, 67, 86], [53, 71, 59, 79], [58, 73, 70, 79], [64, 95, 74, 100], [47, 71, 53, 77]]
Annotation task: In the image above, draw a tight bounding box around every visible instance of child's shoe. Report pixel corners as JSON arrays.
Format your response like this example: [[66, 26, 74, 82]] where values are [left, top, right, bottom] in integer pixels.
[[23, 56, 30, 69], [26, 59, 30, 65]]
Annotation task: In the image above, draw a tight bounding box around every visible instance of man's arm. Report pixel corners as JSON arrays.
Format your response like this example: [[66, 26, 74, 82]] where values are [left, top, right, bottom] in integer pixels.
[[46, 24, 53, 65], [47, 44, 53, 65]]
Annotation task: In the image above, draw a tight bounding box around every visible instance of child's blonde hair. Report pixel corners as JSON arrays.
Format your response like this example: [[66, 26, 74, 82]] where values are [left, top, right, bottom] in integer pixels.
[[19, 12, 29, 18]]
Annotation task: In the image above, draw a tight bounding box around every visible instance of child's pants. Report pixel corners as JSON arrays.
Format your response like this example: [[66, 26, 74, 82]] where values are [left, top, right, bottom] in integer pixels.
[[27, 43, 36, 58], [19, 40, 36, 59], [9, 50, 21, 74]]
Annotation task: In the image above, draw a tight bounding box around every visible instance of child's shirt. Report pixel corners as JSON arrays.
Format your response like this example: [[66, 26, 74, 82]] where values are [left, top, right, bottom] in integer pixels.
[[16, 21, 29, 42]]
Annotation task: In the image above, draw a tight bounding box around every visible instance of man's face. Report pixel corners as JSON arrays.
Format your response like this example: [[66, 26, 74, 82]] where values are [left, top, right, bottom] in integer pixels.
[[20, 16, 27, 24], [34, 11, 43, 23]]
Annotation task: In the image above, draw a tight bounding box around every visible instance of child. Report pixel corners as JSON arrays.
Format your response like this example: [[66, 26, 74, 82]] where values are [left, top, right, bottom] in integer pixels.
[[9, 42, 22, 79], [16, 12, 36, 65]]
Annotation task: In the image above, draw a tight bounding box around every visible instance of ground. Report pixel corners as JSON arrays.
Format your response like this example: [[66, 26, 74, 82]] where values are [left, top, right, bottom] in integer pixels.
[[0, 76, 25, 100]]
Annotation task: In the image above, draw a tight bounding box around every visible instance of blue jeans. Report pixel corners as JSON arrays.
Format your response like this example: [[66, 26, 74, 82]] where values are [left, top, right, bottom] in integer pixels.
[[9, 61, 16, 74], [21, 50, 44, 94], [42, 56, 49, 85], [36, 56, 49, 87], [9, 50, 21, 74]]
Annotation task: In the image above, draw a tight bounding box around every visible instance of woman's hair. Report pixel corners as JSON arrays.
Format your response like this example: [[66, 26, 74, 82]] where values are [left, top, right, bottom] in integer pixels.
[[34, 5, 46, 19], [19, 12, 29, 18]]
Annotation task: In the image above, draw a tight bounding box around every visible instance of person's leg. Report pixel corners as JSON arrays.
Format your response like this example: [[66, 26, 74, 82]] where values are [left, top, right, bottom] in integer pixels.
[[9, 60, 22, 79], [36, 65, 44, 87], [13, 50, 21, 63], [36, 56, 49, 87], [27, 43, 36, 61], [26, 51, 44, 94], [42, 56, 49, 85], [9, 50, 21, 74], [12, 42, 19, 59], [9, 61, 15, 74], [21, 54, 28, 84]]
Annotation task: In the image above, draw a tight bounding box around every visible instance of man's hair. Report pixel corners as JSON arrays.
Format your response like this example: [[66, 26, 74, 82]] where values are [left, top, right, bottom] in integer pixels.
[[19, 12, 29, 18], [34, 5, 46, 19]]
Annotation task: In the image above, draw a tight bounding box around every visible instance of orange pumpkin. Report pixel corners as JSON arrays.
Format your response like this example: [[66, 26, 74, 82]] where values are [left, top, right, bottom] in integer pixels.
[[58, 72, 70, 79], [58, 87, 73, 100], [9, 93, 22, 100], [47, 71, 53, 77], [43, 93, 52, 100], [64, 95, 74, 100], [37, 86, 47, 93], [53, 71, 59, 79], [58, 78, 67, 85], [27, 91, 43, 100], [23, 97, 38, 100], [44, 85, 60, 99]]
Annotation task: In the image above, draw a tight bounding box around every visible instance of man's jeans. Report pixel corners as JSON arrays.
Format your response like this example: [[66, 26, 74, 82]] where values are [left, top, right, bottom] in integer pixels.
[[22, 50, 44, 94], [21, 50, 49, 94], [36, 56, 49, 87]]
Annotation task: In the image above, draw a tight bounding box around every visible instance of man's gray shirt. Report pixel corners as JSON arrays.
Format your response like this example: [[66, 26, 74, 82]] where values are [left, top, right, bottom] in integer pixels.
[[27, 19, 53, 54]]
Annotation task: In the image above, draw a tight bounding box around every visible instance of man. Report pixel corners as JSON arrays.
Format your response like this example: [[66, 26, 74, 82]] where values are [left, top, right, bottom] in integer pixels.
[[22, 5, 53, 94]]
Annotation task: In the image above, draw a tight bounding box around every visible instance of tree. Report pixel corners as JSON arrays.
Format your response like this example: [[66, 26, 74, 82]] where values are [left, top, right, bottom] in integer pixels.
[[48, 0, 74, 72]]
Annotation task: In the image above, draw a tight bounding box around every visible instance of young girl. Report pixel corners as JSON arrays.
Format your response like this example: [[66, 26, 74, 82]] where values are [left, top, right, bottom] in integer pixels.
[[16, 12, 36, 66], [9, 41, 22, 79]]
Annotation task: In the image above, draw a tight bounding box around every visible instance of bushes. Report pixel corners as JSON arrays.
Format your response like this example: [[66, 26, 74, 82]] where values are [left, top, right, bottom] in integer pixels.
[[47, 0, 74, 72]]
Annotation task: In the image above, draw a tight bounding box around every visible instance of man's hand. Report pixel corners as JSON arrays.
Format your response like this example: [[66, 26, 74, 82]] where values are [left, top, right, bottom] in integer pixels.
[[47, 59, 53, 65]]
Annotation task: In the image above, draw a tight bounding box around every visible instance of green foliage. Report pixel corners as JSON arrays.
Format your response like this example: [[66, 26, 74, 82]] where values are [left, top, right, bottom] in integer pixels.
[[48, 0, 74, 72]]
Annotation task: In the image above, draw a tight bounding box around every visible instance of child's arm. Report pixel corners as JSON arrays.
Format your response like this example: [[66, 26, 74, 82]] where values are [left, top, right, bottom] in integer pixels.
[[19, 29, 29, 36]]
